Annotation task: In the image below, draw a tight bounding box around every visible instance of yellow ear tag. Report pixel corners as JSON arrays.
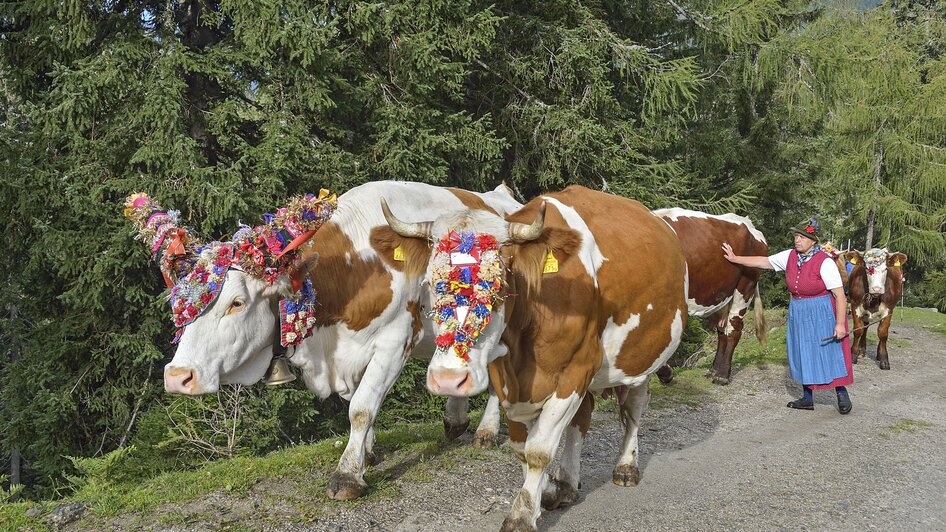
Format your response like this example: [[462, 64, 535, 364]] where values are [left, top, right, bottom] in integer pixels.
[[393, 245, 405, 262], [894, 260, 900, 267], [543, 249, 559, 274], [850, 258, 857, 264]]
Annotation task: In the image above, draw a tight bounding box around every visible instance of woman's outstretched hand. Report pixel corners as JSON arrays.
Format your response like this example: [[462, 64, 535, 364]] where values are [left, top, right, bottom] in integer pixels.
[[721, 243, 738, 264]]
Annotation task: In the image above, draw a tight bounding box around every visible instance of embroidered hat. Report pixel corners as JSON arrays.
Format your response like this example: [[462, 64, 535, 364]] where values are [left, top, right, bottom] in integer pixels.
[[791, 217, 820, 242]]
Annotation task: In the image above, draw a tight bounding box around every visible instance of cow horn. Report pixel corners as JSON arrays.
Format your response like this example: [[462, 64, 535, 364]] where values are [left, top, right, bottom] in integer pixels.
[[381, 198, 433, 239], [508, 202, 546, 242]]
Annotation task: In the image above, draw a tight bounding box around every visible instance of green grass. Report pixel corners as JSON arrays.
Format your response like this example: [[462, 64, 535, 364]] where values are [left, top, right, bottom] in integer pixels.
[[892, 307, 946, 338], [887, 418, 933, 434], [0, 418, 460, 528], [649, 369, 717, 409]]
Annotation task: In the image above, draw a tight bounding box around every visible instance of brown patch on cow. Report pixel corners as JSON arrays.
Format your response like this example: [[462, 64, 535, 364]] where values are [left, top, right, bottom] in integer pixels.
[[369, 225, 432, 280], [507, 419, 528, 448], [407, 301, 424, 347], [306, 222, 393, 331], [449, 188, 500, 214]]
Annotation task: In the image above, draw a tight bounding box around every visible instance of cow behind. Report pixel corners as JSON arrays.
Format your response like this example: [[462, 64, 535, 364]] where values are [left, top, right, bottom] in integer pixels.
[[135, 181, 521, 501], [653, 209, 768, 385], [385, 185, 688, 531], [844, 248, 907, 370]]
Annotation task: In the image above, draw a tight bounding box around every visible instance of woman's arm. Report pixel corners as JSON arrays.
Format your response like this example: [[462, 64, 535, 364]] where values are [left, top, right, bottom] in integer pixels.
[[721, 243, 775, 270], [830, 286, 847, 339]]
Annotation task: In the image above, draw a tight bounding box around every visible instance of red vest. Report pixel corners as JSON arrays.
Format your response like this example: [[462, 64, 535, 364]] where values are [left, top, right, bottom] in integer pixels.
[[786, 250, 830, 299]]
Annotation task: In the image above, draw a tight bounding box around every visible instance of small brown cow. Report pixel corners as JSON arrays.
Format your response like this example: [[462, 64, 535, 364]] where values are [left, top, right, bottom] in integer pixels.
[[384, 186, 689, 531], [653, 209, 769, 385], [843, 248, 908, 370]]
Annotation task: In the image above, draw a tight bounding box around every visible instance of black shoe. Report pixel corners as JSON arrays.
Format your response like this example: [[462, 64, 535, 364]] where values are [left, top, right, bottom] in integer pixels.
[[837, 390, 852, 415], [787, 398, 814, 410]]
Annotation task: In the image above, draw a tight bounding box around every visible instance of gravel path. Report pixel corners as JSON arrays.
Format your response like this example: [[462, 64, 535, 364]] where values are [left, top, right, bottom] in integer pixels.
[[80, 318, 946, 532], [342, 319, 946, 531]]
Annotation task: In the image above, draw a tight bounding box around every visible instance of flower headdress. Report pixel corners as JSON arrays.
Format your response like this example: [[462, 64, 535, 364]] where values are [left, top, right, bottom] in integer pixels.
[[124, 193, 201, 288], [864, 248, 887, 275], [430, 230, 504, 363], [125, 190, 337, 346]]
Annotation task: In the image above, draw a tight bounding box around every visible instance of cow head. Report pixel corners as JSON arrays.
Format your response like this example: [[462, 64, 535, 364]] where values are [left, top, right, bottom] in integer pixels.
[[382, 198, 580, 397], [125, 192, 335, 395], [846, 249, 908, 296]]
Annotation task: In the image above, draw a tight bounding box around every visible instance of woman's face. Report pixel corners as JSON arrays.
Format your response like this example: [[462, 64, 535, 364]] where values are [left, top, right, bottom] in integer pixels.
[[794, 232, 817, 254]]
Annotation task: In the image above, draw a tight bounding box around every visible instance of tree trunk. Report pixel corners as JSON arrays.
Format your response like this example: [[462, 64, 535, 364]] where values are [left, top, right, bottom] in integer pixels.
[[865, 146, 884, 250], [8, 305, 21, 494]]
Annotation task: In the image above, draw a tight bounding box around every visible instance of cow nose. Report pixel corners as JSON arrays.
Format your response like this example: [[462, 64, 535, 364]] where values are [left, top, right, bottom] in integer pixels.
[[871, 286, 884, 294], [165, 366, 199, 395], [427, 368, 473, 397]]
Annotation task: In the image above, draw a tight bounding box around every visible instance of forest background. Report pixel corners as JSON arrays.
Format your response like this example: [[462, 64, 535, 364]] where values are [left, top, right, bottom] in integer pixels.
[[1, 0, 944, 499]]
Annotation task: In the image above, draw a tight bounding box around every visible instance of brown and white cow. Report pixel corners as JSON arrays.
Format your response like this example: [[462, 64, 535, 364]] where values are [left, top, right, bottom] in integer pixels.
[[652, 209, 768, 385], [384, 185, 688, 531], [152, 181, 521, 500], [844, 248, 908, 370]]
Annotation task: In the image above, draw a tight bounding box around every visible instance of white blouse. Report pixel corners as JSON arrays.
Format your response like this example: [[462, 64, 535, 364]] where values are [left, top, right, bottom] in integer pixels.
[[767, 250, 843, 290]]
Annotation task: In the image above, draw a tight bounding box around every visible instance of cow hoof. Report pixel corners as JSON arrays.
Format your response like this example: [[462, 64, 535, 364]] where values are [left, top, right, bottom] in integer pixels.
[[851, 356, 858, 364], [443, 419, 470, 441], [326, 472, 367, 500], [500, 517, 536, 532], [365, 451, 377, 466], [712, 375, 730, 386], [541, 477, 578, 510], [879, 361, 890, 370], [472, 430, 497, 449], [612, 464, 640, 487]]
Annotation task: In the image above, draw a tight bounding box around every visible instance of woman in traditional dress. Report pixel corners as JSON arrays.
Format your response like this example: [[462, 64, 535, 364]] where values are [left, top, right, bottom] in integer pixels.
[[721, 217, 853, 414]]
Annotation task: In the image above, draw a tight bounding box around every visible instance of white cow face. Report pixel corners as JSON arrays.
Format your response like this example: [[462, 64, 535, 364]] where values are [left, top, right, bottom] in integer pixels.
[[382, 200, 546, 397], [864, 248, 890, 295], [164, 270, 286, 394]]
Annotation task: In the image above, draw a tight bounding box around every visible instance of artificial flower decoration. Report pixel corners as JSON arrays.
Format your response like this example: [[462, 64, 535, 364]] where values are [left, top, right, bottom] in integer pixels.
[[125, 190, 337, 346], [430, 230, 504, 363], [864, 249, 887, 276], [124, 193, 200, 288], [805, 216, 820, 234]]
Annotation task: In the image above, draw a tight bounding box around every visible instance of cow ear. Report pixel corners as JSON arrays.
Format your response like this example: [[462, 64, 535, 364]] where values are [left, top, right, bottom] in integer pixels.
[[369, 225, 433, 280], [844, 251, 863, 264], [887, 252, 907, 267], [508, 226, 582, 294], [262, 276, 294, 298], [297, 252, 320, 276]]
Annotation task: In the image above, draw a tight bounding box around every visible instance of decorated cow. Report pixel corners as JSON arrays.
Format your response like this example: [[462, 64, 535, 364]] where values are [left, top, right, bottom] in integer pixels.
[[125, 181, 522, 500], [383, 185, 688, 531], [843, 248, 908, 370]]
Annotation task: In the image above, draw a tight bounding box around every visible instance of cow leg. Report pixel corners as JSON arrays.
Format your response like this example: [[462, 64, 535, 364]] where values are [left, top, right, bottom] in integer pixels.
[[502, 393, 583, 532], [326, 348, 409, 500], [542, 393, 592, 511], [472, 387, 501, 448], [850, 313, 865, 364], [713, 287, 752, 385], [613, 381, 649, 486], [443, 396, 470, 441], [876, 315, 892, 370], [705, 305, 731, 381]]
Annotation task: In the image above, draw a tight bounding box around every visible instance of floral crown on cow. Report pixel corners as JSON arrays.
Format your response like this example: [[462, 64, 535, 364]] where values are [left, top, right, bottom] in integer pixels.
[[124, 190, 337, 346]]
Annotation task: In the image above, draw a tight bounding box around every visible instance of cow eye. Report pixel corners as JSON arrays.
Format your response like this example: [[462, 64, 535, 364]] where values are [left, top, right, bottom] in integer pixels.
[[226, 298, 245, 315]]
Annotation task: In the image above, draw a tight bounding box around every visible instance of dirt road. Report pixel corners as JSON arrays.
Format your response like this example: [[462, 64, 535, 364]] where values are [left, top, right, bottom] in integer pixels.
[[325, 319, 946, 531], [81, 318, 946, 532]]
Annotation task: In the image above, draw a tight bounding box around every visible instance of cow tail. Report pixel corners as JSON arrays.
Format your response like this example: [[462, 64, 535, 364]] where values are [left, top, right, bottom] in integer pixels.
[[754, 283, 767, 348]]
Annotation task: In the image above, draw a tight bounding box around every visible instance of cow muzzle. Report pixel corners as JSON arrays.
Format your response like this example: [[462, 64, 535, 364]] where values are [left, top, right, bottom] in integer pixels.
[[164, 366, 201, 395], [427, 368, 474, 397]]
